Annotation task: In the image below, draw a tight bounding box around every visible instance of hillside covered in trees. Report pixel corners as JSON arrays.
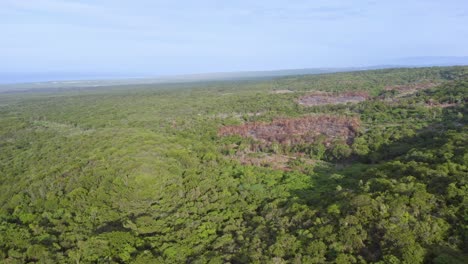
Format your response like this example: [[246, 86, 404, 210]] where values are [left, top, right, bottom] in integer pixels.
[[0, 66, 467, 263]]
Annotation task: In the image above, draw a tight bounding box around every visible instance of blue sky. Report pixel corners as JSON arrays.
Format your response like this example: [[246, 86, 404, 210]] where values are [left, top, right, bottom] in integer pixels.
[[1, 0, 468, 81]]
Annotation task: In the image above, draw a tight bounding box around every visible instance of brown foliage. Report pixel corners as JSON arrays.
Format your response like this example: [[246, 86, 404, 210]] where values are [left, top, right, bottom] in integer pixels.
[[235, 153, 292, 171], [219, 115, 361, 147], [232, 152, 315, 171], [298, 91, 369, 106], [384, 82, 438, 93]]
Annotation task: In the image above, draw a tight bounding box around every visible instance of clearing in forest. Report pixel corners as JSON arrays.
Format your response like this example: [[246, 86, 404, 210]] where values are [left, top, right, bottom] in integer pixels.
[[232, 152, 315, 171], [297, 91, 369, 106], [219, 115, 361, 147], [384, 81, 438, 96], [270, 89, 294, 94]]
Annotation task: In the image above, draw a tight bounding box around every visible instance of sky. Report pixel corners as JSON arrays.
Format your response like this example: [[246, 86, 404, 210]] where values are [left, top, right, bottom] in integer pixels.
[[1, 0, 468, 82]]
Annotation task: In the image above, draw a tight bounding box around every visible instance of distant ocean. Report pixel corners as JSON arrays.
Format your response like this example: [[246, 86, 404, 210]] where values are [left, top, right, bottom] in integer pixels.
[[0, 73, 133, 84], [3, 57, 468, 84]]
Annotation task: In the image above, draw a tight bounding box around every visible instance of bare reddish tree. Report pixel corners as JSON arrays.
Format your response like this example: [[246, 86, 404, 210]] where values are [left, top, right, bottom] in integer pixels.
[[297, 91, 370, 106], [219, 115, 361, 148]]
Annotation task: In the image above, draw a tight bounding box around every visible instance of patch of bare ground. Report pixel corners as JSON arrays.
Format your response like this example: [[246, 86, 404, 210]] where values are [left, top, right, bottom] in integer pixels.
[[297, 91, 369, 106], [232, 152, 315, 171], [384, 81, 439, 97], [271, 89, 294, 94], [219, 115, 361, 147], [214, 111, 264, 119], [235, 152, 290, 170], [425, 101, 458, 108]]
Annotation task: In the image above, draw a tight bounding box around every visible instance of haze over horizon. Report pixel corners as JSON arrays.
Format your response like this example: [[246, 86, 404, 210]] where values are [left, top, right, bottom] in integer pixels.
[[2, 0, 468, 83]]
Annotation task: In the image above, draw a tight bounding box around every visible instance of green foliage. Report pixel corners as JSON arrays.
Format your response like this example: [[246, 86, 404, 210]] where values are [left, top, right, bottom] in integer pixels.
[[0, 66, 467, 263]]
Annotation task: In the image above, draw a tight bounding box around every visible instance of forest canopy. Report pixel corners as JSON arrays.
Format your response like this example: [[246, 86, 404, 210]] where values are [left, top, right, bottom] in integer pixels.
[[0, 66, 467, 263]]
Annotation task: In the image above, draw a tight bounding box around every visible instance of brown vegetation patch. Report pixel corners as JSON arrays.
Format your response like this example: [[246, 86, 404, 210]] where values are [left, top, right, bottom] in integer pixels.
[[298, 91, 369, 106], [232, 152, 315, 171], [219, 115, 360, 147], [271, 89, 294, 94], [235, 152, 291, 170], [384, 82, 438, 95], [214, 111, 264, 119], [425, 101, 458, 108]]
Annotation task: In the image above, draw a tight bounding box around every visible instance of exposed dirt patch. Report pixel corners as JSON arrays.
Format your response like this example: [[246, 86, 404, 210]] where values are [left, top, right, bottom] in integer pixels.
[[271, 89, 294, 94], [384, 82, 438, 96], [214, 111, 264, 119], [231, 152, 315, 171], [298, 91, 369, 106], [425, 102, 458, 108], [219, 115, 360, 147], [235, 152, 290, 170]]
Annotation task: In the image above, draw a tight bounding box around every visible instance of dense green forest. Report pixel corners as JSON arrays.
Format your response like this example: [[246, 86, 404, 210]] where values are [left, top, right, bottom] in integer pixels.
[[0, 66, 467, 263]]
